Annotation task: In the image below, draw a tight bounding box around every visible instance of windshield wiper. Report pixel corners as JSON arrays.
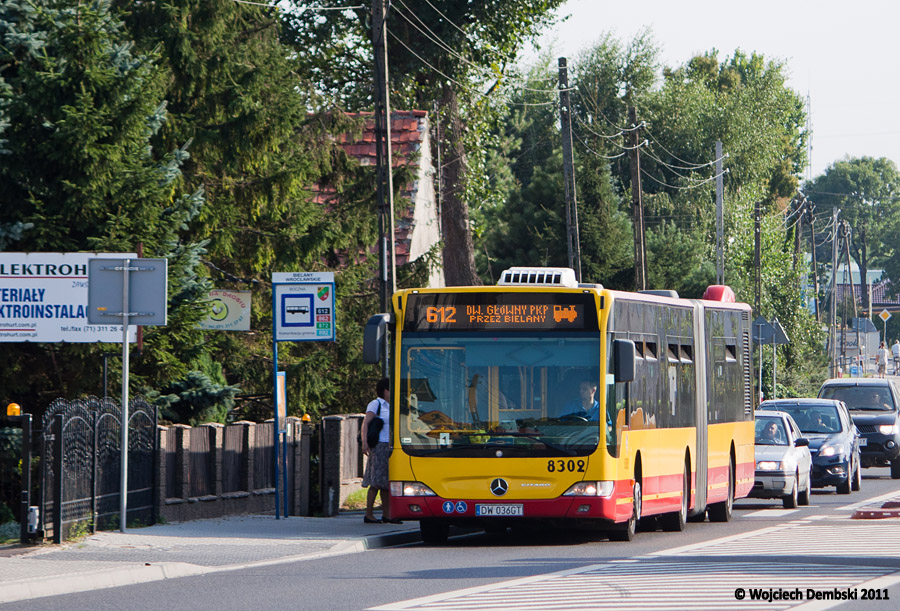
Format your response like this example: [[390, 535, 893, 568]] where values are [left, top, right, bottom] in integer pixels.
[[486, 431, 577, 455]]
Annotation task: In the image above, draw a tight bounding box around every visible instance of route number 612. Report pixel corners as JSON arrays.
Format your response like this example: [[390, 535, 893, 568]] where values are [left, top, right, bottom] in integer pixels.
[[425, 306, 456, 323]]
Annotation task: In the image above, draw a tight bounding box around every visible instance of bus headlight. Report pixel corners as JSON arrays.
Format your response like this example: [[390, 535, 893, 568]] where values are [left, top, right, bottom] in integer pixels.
[[563, 481, 614, 497], [757, 461, 782, 471], [390, 481, 437, 497]]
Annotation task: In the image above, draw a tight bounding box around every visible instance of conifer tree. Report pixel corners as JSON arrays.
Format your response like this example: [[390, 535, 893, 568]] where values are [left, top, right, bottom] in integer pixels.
[[0, 0, 230, 416], [115, 0, 385, 419]]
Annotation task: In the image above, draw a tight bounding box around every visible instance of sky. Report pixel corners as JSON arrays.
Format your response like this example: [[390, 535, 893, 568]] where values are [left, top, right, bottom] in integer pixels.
[[526, 0, 899, 181]]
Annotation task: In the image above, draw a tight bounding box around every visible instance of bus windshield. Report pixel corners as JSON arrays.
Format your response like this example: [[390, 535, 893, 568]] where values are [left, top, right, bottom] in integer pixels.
[[398, 333, 602, 457]]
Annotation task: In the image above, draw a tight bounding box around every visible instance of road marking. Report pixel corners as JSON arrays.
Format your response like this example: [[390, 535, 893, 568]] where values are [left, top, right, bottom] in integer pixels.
[[836, 489, 900, 511], [743, 509, 800, 517], [792, 571, 900, 611], [648, 525, 789, 557], [371, 561, 892, 610], [375, 516, 900, 610], [655, 520, 900, 558]]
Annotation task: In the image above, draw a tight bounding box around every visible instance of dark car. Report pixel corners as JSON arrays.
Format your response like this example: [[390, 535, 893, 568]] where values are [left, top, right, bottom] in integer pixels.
[[758, 398, 861, 494], [818, 378, 900, 479]]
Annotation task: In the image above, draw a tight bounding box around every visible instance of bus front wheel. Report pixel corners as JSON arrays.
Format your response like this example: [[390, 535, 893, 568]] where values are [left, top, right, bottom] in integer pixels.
[[659, 465, 688, 532], [609, 481, 641, 542]]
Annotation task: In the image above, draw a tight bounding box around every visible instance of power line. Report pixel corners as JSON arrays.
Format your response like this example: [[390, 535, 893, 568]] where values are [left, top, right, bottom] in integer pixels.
[[574, 91, 636, 133], [387, 29, 557, 107], [391, 0, 569, 95], [643, 141, 726, 173], [643, 125, 726, 169], [642, 144, 722, 183], [573, 130, 626, 160], [231, 0, 364, 9], [640, 167, 728, 190], [574, 115, 623, 140], [421, 0, 469, 38]]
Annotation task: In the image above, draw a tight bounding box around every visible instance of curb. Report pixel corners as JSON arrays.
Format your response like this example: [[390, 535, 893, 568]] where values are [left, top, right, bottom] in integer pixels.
[[851, 508, 900, 519], [851, 500, 900, 520], [0, 530, 417, 604]]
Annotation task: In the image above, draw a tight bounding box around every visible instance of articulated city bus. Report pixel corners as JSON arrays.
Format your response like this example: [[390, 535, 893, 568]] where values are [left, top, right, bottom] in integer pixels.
[[363, 267, 754, 543]]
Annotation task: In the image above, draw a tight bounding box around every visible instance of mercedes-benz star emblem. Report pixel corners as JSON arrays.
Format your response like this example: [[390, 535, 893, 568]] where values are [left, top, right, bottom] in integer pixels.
[[490, 478, 508, 496]]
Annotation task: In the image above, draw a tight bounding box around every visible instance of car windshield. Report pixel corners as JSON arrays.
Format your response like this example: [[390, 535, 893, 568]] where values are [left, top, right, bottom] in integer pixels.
[[755, 417, 788, 446], [760, 404, 842, 434], [398, 333, 604, 457], [819, 385, 896, 411]]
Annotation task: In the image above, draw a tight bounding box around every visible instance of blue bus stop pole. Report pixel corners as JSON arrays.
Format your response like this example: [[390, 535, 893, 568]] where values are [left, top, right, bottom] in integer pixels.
[[273, 287, 281, 519]]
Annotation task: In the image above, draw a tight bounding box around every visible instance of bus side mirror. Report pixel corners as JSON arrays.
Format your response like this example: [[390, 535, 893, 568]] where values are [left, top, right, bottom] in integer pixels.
[[614, 339, 635, 383], [363, 313, 391, 364]]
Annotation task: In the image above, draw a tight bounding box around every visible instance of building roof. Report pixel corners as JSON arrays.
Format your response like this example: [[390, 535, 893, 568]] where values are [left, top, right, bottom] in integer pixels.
[[312, 110, 431, 266], [834, 278, 900, 311]]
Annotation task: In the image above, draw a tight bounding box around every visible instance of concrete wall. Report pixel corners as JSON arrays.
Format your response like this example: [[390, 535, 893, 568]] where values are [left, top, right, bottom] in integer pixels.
[[156, 414, 371, 522], [157, 418, 313, 522]]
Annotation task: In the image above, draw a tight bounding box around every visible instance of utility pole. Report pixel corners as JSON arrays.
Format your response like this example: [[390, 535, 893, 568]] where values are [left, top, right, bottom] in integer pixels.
[[793, 200, 802, 271], [558, 58, 582, 281], [372, 0, 395, 375], [754, 200, 761, 314], [842, 221, 858, 373], [839, 222, 848, 373], [829, 207, 840, 377], [628, 106, 646, 290], [715, 140, 724, 284], [806, 202, 821, 323]]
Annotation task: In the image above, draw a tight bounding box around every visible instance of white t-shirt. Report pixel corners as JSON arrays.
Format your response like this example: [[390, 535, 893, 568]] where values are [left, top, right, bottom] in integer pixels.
[[893, 343, 900, 358], [878, 348, 890, 366], [366, 397, 390, 444]]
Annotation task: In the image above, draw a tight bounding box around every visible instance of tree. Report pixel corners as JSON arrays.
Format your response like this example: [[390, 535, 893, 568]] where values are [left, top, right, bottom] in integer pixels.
[[114, 0, 391, 420], [284, 0, 567, 286], [0, 0, 228, 415], [806, 157, 900, 314]]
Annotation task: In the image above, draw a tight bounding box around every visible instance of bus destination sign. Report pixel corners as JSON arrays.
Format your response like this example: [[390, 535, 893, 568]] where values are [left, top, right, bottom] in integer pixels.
[[405, 292, 597, 331]]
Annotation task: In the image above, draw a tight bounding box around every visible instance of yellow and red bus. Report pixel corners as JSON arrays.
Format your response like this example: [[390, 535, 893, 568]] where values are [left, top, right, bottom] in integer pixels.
[[363, 267, 754, 543]]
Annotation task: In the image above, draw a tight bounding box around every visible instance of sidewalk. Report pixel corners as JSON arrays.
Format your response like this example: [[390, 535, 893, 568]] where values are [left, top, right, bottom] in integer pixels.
[[0, 512, 422, 604]]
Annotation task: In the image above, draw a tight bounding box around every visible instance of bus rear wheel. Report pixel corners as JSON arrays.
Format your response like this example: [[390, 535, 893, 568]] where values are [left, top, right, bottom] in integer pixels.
[[420, 519, 449, 545], [609, 481, 641, 542]]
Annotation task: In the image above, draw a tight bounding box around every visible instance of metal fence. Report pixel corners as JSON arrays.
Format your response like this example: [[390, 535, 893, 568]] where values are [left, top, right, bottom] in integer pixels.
[[41, 396, 157, 543], [0, 426, 22, 523]]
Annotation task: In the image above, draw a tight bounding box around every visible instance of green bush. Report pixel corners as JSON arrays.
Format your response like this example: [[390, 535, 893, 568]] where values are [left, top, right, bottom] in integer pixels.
[[0, 520, 19, 543], [0, 503, 14, 524]]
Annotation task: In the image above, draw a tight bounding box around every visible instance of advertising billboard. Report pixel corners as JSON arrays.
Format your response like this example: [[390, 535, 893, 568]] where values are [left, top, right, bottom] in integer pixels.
[[0, 252, 137, 343]]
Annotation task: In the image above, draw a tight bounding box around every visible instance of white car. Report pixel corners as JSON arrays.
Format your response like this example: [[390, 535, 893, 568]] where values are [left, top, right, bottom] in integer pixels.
[[750, 411, 813, 508]]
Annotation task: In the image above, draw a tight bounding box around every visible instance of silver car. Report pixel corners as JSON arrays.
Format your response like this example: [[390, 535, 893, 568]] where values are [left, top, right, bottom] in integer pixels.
[[750, 411, 813, 508]]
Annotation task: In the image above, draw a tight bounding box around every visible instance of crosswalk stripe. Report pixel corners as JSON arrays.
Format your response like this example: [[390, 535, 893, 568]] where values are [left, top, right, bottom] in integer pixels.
[[836, 489, 900, 511], [656, 522, 900, 557], [371, 561, 892, 610]]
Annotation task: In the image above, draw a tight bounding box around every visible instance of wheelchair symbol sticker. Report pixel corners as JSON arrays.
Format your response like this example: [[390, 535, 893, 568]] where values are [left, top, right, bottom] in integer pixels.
[[455, 501, 467, 513]]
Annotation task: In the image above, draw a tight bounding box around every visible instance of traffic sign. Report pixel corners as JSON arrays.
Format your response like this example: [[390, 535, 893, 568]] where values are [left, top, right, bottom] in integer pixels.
[[879, 309, 892, 323], [752, 316, 774, 342]]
